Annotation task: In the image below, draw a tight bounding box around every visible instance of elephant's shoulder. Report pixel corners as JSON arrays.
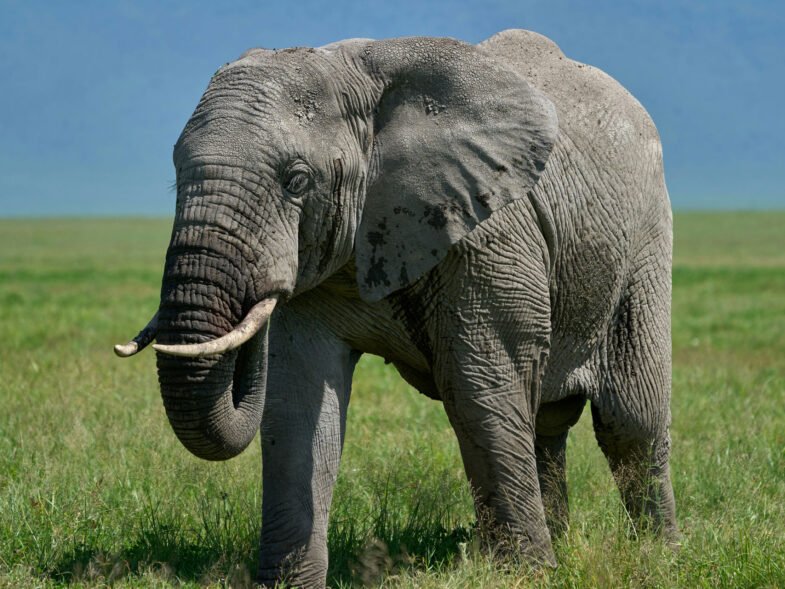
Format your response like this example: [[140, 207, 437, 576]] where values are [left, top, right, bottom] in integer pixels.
[[480, 29, 661, 155], [479, 30, 631, 108], [479, 29, 565, 66], [478, 29, 568, 89]]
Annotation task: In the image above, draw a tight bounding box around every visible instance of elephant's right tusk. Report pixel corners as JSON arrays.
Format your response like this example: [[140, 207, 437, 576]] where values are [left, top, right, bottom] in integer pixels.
[[152, 297, 277, 358], [114, 311, 159, 358]]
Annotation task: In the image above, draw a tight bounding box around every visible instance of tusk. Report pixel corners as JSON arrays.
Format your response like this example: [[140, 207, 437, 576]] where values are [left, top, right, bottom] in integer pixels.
[[152, 297, 277, 358], [114, 311, 159, 358]]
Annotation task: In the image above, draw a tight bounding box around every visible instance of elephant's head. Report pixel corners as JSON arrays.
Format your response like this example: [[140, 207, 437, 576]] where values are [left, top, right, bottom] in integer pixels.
[[116, 37, 558, 461]]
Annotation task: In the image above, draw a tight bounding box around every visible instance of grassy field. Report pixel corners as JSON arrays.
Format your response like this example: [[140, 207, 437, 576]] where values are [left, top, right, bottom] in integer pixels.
[[1, 213, 784, 588]]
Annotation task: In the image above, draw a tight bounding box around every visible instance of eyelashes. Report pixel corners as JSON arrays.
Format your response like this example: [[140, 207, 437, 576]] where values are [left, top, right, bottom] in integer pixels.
[[282, 162, 313, 198], [285, 170, 310, 195]]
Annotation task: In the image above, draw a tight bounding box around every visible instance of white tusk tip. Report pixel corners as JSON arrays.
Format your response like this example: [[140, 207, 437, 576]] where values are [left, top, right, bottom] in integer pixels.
[[114, 342, 139, 358]]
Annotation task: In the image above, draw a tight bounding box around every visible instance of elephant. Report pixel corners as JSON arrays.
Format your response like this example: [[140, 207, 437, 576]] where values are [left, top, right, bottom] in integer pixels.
[[116, 29, 677, 587]]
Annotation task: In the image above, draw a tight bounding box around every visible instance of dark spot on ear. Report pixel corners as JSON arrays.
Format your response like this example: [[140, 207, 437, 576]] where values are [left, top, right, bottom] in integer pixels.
[[367, 231, 385, 247], [431, 249, 438, 257], [476, 193, 492, 208], [393, 206, 416, 217], [399, 263, 409, 286], [365, 256, 390, 288], [422, 205, 447, 229], [496, 164, 509, 173], [528, 144, 547, 172]]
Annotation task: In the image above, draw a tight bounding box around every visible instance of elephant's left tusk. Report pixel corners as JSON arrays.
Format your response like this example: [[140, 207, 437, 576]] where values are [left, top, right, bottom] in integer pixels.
[[152, 297, 277, 358], [114, 311, 159, 357]]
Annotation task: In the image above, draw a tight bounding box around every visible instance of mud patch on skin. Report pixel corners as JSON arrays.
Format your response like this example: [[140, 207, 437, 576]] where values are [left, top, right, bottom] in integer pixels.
[[293, 90, 321, 124], [367, 231, 386, 247], [531, 143, 548, 172], [423, 95, 447, 115], [363, 215, 393, 289], [367, 216, 391, 248], [399, 263, 409, 285]]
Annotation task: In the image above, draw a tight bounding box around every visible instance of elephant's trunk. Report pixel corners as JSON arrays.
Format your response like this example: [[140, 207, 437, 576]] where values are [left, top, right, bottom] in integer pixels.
[[154, 275, 270, 460], [155, 301, 274, 461], [153, 183, 274, 461], [155, 321, 268, 461]]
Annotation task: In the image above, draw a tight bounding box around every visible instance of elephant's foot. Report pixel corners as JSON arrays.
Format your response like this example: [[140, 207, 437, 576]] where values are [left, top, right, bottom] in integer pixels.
[[257, 559, 327, 589], [478, 518, 557, 570]]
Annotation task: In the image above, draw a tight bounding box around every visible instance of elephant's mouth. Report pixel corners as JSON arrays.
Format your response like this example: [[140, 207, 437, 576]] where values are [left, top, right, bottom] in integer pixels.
[[229, 325, 268, 407]]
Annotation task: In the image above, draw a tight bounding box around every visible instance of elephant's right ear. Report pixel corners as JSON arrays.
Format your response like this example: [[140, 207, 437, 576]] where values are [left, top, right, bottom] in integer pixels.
[[349, 38, 558, 302]]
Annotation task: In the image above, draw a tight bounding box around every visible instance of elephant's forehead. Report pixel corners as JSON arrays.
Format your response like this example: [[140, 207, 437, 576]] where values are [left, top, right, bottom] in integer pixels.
[[218, 48, 341, 99], [176, 51, 348, 163], [176, 108, 287, 163], [200, 58, 343, 128]]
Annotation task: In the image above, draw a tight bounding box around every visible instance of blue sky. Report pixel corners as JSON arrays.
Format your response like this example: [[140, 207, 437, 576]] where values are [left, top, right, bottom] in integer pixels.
[[1, 0, 783, 215]]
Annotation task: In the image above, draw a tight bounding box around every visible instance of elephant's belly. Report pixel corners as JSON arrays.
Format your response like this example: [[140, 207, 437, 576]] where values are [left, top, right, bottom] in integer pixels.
[[535, 392, 587, 436], [539, 329, 604, 404], [537, 305, 613, 407]]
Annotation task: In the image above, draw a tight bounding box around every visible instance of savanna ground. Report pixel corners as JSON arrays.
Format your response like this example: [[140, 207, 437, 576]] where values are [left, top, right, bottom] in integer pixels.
[[1, 212, 784, 588]]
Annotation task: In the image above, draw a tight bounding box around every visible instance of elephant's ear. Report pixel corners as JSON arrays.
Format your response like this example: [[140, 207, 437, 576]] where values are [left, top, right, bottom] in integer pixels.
[[352, 38, 558, 302]]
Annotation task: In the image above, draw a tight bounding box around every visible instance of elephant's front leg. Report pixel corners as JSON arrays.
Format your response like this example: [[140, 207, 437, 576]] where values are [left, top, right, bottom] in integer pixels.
[[438, 343, 555, 566], [257, 307, 359, 588], [428, 239, 555, 565]]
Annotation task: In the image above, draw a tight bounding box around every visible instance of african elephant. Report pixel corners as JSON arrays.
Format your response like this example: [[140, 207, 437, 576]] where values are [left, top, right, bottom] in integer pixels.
[[116, 29, 677, 587]]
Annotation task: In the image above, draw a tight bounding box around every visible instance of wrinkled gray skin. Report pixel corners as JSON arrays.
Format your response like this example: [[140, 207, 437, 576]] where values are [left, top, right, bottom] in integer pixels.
[[152, 30, 676, 587]]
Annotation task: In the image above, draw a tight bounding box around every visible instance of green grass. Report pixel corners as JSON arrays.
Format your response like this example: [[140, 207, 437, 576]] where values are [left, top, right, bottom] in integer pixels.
[[1, 212, 784, 587]]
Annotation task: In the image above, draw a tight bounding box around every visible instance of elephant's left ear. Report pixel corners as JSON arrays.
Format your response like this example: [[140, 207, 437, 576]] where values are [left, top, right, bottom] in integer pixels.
[[351, 38, 558, 302]]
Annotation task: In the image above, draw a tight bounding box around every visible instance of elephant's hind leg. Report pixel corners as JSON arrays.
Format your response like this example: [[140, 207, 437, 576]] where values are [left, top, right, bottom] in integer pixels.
[[592, 403, 677, 541], [592, 256, 677, 540], [535, 394, 586, 538]]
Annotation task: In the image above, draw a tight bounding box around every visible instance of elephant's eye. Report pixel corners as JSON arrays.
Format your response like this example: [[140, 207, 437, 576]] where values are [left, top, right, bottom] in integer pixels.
[[283, 169, 311, 196]]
